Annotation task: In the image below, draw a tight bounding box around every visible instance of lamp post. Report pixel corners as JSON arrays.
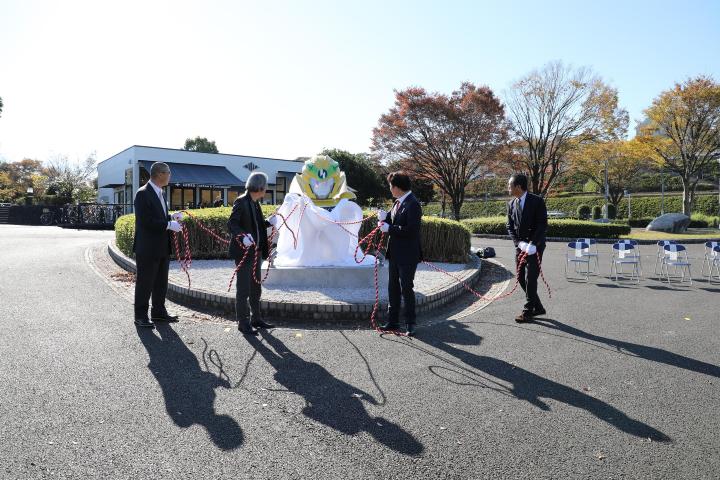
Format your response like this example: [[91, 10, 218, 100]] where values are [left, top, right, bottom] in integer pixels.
[[660, 170, 665, 216], [26, 187, 34, 206], [625, 189, 631, 219], [604, 157, 609, 219]]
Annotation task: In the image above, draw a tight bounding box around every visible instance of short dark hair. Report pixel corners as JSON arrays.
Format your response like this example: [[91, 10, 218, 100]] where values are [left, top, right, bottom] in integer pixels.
[[387, 171, 412, 191], [509, 173, 528, 192]]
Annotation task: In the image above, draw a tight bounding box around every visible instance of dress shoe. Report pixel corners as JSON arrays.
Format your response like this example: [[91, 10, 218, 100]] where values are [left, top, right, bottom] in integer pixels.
[[152, 313, 179, 323], [250, 319, 275, 329], [134, 317, 155, 329], [514, 311, 533, 323], [405, 324, 416, 336], [378, 322, 400, 331], [532, 306, 547, 317]]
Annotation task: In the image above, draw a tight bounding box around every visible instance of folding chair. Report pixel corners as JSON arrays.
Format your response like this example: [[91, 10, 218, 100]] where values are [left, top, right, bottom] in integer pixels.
[[617, 239, 642, 275], [661, 244, 692, 285], [565, 241, 592, 281], [654, 240, 677, 276], [701, 241, 720, 277], [610, 242, 641, 284], [709, 245, 720, 284], [576, 238, 600, 274]]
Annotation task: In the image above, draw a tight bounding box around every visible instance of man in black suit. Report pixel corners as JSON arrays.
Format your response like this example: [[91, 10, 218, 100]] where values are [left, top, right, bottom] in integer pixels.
[[227, 172, 278, 336], [133, 162, 184, 328], [377, 171, 423, 336], [506, 173, 548, 323]]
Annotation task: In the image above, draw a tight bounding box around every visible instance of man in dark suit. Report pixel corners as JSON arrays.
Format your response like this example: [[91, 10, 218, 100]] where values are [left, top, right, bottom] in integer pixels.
[[506, 173, 548, 323], [133, 162, 184, 328], [227, 172, 277, 336], [377, 171, 423, 336]]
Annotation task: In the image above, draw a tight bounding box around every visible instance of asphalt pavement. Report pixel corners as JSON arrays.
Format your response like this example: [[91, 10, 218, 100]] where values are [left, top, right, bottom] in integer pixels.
[[1, 225, 718, 479]]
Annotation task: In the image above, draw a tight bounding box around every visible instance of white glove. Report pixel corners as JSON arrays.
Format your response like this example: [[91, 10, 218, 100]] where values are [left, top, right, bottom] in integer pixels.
[[378, 222, 389, 233], [518, 241, 528, 252], [168, 221, 182, 232], [171, 212, 184, 222], [242, 234, 255, 247], [377, 209, 388, 221], [526, 244, 537, 255], [267, 215, 279, 227]]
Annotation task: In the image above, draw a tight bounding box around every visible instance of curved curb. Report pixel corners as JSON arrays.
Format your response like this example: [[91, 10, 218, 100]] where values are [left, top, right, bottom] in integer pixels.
[[107, 241, 483, 323], [471, 233, 720, 245]]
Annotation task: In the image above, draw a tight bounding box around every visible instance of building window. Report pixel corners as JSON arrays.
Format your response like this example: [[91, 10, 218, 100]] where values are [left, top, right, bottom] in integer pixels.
[[275, 177, 287, 203], [228, 188, 242, 205], [263, 190, 274, 204]]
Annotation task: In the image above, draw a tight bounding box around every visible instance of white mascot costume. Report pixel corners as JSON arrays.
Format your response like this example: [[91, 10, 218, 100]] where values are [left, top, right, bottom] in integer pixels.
[[273, 155, 375, 267]]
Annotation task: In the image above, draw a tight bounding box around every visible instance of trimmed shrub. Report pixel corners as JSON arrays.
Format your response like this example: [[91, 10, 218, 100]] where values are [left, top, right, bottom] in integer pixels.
[[461, 216, 630, 239], [626, 217, 653, 228], [592, 206, 602, 219], [689, 213, 720, 228], [576, 204, 591, 219], [116, 206, 470, 263], [423, 193, 719, 219], [359, 214, 470, 263]]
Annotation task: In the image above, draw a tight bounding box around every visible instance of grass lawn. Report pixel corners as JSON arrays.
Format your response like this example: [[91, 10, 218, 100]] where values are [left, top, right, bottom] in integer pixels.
[[623, 228, 720, 240]]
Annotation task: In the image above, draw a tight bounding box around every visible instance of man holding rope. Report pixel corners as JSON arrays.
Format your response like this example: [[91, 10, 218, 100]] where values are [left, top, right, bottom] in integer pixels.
[[133, 162, 184, 329], [228, 172, 278, 336], [377, 171, 423, 336], [506, 173, 548, 323]]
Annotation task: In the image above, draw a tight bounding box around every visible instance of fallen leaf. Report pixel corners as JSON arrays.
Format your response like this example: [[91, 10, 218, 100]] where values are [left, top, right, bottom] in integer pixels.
[[224, 327, 231, 332], [595, 452, 606, 460], [295, 333, 303, 338], [684, 317, 691, 321]]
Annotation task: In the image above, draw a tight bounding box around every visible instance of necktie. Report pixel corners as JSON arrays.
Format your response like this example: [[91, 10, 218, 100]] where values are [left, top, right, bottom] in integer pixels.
[[391, 199, 400, 222], [158, 189, 167, 216]]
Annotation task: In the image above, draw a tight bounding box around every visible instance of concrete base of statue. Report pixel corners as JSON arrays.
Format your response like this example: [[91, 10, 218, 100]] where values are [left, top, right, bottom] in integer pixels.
[[261, 259, 388, 290]]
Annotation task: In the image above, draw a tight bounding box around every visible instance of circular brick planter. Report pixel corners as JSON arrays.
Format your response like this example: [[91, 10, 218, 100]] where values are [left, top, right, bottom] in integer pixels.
[[108, 241, 482, 323]]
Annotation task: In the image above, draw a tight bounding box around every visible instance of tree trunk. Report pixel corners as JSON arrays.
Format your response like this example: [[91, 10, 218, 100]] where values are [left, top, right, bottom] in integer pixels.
[[451, 198, 462, 221], [682, 179, 694, 216]]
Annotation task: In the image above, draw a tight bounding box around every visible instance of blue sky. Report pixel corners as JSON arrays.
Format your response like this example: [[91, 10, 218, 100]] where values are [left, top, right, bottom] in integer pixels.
[[0, 0, 718, 164]]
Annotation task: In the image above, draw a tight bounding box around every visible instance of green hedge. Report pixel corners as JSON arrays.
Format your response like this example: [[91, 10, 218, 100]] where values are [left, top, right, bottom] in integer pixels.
[[461, 216, 631, 239], [115, 206, 471, 263], [425, 193, 719, 219]]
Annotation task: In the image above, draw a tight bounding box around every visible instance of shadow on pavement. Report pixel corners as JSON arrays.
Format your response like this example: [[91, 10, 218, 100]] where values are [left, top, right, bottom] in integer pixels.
[[535, 318, 720, 379], [246, 331, 424, 456], [403, 320, 671, 442], [137, 324, 243, 451]]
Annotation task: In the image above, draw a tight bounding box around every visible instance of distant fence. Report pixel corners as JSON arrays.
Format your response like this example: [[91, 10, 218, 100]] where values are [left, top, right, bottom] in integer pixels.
[[2, 203, 132, 228]]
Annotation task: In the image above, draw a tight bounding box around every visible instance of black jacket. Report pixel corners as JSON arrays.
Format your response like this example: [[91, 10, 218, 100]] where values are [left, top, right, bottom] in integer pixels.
[[133, 182, 171, 257], [506, 192, 548, 248], [227, 193, 270, 260], [383, 192, 423, 265]]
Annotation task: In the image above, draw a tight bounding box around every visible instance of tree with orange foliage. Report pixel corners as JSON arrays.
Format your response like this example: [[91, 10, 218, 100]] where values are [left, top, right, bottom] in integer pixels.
[[637, 76, 720, 215], [371, 82, 508, 220]]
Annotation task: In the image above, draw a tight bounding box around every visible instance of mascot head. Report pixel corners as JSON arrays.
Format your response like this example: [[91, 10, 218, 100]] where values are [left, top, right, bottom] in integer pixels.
[[300, 155, 340, 200]]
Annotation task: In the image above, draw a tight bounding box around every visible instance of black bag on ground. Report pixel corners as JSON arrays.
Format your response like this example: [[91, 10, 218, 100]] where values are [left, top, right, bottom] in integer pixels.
[[476, 247, 495, 258]]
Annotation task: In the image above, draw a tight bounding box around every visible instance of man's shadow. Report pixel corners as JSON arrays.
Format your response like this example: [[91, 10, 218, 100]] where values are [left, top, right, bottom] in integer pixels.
[[413, 320, 671, 442], [534, 318, 720, 379], [137, 324, 243, 450], [247, 332, 424, 456]]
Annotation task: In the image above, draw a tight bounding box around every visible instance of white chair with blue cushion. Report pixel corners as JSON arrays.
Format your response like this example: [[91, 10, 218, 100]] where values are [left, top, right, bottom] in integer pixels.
[[617, 239, 642, 275], [565, 241, 592, 281], [701, 241, 720, 277], [708, 245, 720, 284], [610, 242, 641, 284], [661, 244, 692, 285], [576, 238, 600, 274], [654, 240, 677, 276]]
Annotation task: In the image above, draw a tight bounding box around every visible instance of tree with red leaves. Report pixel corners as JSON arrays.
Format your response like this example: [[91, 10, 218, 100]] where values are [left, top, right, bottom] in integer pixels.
[[371, 82, 508, 220]]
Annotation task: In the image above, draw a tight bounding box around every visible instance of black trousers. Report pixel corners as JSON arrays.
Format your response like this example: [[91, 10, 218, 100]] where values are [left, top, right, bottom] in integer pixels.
[[134, 253, 170, 319], [387, 261, 417, 326], [235, 252, 262, 328], [516, 246, 545, 312]]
